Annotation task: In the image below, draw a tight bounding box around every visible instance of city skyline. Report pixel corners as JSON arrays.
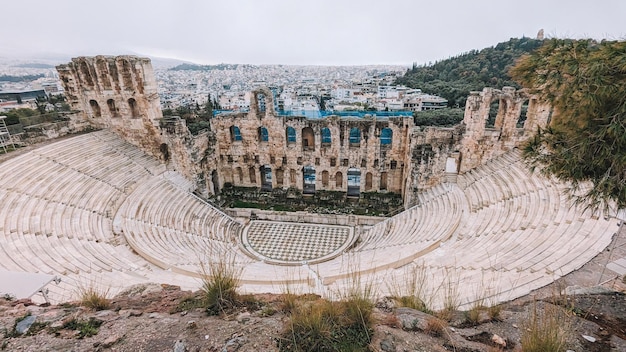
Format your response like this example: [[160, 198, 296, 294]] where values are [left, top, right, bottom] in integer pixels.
[[1, 0, 625, 66]]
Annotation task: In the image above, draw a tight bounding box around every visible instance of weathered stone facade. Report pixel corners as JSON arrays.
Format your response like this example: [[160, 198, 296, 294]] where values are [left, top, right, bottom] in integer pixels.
[[56, 57, 552, 207], [56, 56, 164, 157]]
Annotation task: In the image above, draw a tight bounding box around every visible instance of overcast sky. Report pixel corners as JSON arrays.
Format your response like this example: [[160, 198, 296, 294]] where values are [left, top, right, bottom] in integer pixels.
[[1, 0, 624, 66]]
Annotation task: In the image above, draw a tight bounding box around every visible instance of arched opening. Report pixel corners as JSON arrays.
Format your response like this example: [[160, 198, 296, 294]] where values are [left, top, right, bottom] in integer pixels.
[[96, 59, 111, 89], [276, 168, 284, 187], [380, 127, 392, 145], [211, 170, 219, 195], [349, 127, 361, 146], [365, 172, 373, 191], [230, 126, 242, 141], [302, 127, 315, 150], [258, 127, 269, 142], [79, 60, 94, 86], [302, 166, 316, 194], [235, 167, 243, 183], [321, 170, 329, 187], [347, 168, 361, 197], [335, 171, 343, 189], [494, 98, 508, 130], [107, 99, 119, 117], [517, 100, 529, 128], [249, 166, 256, 184], [487, 99, 499, 128], [286, 126, 296, 144], [128, 98, 140, 118], [121, 59, 134, 91], [321, 127, 331, 146], [261, 165, 272, 191], [89, 100, 101, 117], [380, 172, 388, 190], [257, 93, 266, 112], [290, 169, 297, 186]]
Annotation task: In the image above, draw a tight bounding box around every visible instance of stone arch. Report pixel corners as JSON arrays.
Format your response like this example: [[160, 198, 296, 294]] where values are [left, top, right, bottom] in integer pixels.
[[286, 126, 296, 144], [290, 169, 297, 186], [230, 126, 242, 141], [107, 99, 119, 117], [78, 59, 94, 87], [89, 100, 101, 117], [365, 172, 373, 191], [235, 167, 243, 183], [261, 165, 272, 190], [380, 172, 388, 190], [211, 170, 219, 195], [380, 127, 392, 145], [321, 170, 329, 187], [321, 127, 331, 145], [95, 58, 111, 89], [120, 59, 134, 91], [303, 166, 316, 194], [302, 127, 315, 150], [347, 168, 361, 197], [258, 126, 269, 142], [487, 98, 500, 128], [248, 166, 256, 184], [349, 127, 361, 146], [518, 98, 530, 128], [335, 171, 343, 188], [275, 168, 284, 186], [128, 98, 140, 118]]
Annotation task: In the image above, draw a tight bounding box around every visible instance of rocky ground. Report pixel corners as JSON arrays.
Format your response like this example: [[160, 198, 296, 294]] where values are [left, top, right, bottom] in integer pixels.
[[1, 279, 625, 352]]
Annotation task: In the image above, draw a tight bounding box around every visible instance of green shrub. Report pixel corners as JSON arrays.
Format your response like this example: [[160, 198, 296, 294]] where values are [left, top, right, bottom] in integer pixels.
[[201, 255, 242, 315]]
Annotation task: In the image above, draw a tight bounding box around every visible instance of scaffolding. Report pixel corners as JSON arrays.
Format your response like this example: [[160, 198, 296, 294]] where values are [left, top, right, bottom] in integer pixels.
[[0, 116, 15, 153]]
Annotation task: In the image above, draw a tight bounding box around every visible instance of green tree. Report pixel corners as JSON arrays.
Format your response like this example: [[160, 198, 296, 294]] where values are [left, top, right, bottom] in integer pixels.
[[510, 39, 626, 211]]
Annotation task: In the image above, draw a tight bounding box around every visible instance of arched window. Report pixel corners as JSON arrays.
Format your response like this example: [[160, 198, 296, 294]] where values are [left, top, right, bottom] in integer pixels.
[[128, 98, 140, 118], [303, 166, 316, 194], [249, 166, 256, 183], [257, 93, 266, 112], [89, 100, 101, 117], [107, 99, 119, 117], [365, 172, 373, 191], [335, 171, 343, 188], [302, 127, 314, 150], [349, 127, 361, 145], [347, 168, 361, 197], [380, 172, 388, 190], [230, 126, 242, 141], [321, 127, 331, 145], [380, 128, 392, 145], [235, 167, 243, 183], [258, 127, 269, 142], [286, 126, 296, 143], [321, 170, 329, 187], [261, 165, 272, 190]]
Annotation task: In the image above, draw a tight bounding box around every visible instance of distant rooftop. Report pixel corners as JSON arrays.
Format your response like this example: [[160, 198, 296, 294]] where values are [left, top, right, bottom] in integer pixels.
[[215, 110, 413, 119]]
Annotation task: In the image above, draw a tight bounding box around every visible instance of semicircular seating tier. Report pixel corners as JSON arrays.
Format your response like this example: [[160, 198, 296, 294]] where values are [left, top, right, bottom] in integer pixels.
[[0, 131, 617, 308]]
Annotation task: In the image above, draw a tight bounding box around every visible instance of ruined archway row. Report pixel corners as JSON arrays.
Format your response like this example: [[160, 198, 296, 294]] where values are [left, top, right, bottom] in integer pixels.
[[211, 114, 411, 196]]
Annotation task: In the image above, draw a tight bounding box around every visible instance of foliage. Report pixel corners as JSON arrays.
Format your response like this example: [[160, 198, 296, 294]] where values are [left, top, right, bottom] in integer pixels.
[[277, 295, 374, 352], [200, 254, 242, 316], [520, 303, 568, 352], [0, 74, 44, 82], [413, 108, 465, 127], [396, 37, 543, 107], [61, 318, 103, 339], [77, 283, 110, 311], [510, 39, 626, 211]]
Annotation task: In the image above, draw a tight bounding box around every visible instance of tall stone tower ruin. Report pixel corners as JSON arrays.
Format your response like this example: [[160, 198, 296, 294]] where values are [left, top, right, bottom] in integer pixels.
[[56, 56, 164, 157]]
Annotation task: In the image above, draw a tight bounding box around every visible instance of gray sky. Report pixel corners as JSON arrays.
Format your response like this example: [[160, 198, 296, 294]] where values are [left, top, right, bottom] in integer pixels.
[[1, 0, 625, 66]]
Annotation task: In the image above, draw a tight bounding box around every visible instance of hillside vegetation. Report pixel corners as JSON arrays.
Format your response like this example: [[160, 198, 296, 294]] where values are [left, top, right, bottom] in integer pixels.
[[396, 37, 543, 107]]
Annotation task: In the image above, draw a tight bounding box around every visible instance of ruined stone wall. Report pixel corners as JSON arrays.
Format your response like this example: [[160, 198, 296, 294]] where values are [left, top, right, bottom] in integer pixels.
[[56, 56, 164, 157], [459, 87, 551, 172], [210, 90, 413, 197]]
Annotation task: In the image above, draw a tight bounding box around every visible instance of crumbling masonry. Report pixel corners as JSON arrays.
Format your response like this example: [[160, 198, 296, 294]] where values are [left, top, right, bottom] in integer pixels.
[[57, 56, 552, 206]]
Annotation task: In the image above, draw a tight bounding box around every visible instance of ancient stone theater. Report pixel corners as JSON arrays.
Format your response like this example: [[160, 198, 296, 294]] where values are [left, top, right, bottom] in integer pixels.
[[0, 56, 617, 308]]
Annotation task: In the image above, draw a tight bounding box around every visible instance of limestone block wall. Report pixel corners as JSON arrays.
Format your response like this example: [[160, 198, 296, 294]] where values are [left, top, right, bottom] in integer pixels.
[[210, 95, 412, 197], [57, 56, 164, 157]]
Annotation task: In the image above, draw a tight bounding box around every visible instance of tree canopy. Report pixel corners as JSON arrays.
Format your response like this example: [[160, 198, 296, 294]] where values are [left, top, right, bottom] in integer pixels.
[[396, 37, 543, 107], [510, 39, 626, 212]]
